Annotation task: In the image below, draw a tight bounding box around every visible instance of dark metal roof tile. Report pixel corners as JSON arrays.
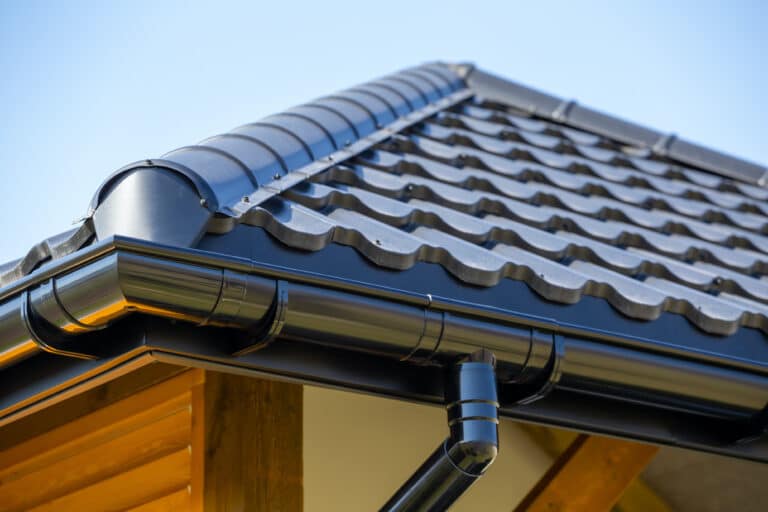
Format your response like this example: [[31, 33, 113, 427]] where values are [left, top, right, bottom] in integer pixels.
[[199, 133, 288, 185], [259, 114, 338, 158], [0, 224, 94, 288], [694, 261, 768, 303], [418, 63, 465, 91], [404, 134, 768, 232], [402, 67, 454, 97], [398, 70, 445, 102], [643, 277, 748, 336], [282, 105, 357, 149], [160, 145, 258, 205], [568, 260, 666, 321], [229, 123, 314, 168], [491, 243, 590, 303], [306, 97, 377, 138], [326, 91, 396, 128], [372, 77, 427, 110], [243, 170, 768, 335], [350, 84, 412, 117]]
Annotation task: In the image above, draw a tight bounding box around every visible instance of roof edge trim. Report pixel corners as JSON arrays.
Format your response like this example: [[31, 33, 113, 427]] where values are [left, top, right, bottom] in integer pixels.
[[2, 237, 768, 452], [457, 63, 768, 186]]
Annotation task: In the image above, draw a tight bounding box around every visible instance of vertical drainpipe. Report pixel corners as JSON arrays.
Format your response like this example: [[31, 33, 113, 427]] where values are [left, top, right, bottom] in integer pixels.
[[381, 350, 499, 511]]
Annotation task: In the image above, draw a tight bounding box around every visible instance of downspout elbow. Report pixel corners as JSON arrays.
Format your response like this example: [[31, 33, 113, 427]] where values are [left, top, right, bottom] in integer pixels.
[[444, 438, 498, 477], [444, 353, 500, 476], [381, 352, 499, 511]]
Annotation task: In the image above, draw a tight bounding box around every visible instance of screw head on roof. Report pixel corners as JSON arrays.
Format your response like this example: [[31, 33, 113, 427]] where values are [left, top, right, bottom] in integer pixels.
[[199, 198, 208, 208], [242, 196, 250, 203], [273, 173, 281, 180]]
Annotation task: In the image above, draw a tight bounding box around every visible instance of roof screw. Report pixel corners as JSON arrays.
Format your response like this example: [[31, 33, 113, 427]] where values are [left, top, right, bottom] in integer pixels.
[[345, 140, 352, 147], [273, 173, 281, 180], [375, 239, 382, 245], [145, 159, 153, 166], [199, 198, 208, 208], [242, 196, 250, 203]]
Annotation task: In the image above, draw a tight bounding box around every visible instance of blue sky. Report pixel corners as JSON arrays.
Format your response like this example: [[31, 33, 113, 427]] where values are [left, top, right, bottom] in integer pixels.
[[0, 1, 766, 263]]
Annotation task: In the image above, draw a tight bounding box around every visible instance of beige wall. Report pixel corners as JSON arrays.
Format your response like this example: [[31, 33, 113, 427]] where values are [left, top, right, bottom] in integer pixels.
[[304, 385, 551, 511]]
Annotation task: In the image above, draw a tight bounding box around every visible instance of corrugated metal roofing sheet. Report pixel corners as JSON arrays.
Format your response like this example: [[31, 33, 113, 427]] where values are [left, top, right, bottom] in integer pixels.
[[3, 62, 768, 338]]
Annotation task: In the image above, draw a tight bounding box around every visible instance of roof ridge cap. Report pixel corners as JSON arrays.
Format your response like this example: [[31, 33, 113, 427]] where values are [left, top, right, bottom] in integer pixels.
[[87, 63, 469, 247]]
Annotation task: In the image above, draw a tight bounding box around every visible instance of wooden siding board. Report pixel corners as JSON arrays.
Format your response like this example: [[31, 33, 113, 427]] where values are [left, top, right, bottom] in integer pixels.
[[0, 407, 190, 511], [125, 488, 192, 512], [0, 368, 303, 511], [27, 449, 191, 512]]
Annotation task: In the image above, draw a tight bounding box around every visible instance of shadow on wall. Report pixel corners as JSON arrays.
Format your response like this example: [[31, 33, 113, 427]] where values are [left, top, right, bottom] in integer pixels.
[[304, 386, 552, 511], [644, 447, 768, 512]]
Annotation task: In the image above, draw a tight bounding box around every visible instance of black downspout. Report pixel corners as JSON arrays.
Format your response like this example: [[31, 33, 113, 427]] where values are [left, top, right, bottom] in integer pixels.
[[381, 350, 499, 512]]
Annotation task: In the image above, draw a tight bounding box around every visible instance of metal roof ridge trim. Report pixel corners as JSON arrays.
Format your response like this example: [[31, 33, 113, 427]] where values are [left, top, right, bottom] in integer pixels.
[[81, 62, 469, 250], [89, 63, 467, 219], [452, 63, 768, 186]]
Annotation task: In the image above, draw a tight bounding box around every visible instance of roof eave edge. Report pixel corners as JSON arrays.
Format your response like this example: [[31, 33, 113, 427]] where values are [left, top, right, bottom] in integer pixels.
[[1, 237, 767, 432]]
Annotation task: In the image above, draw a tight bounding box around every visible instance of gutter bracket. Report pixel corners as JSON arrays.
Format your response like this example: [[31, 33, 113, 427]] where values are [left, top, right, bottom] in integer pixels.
[[232, 280, 288, 356], [501, 331, 564, 406], [381, 349, 499, 512]]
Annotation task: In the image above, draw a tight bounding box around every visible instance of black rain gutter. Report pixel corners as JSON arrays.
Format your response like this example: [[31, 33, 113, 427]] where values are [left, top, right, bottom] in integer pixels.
[[451, 64, 768, 186], [2, 237, 768, 431]]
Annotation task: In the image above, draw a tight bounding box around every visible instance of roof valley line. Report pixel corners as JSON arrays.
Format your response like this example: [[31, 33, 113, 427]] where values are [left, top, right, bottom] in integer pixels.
[[2, 62, 768, 463]]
